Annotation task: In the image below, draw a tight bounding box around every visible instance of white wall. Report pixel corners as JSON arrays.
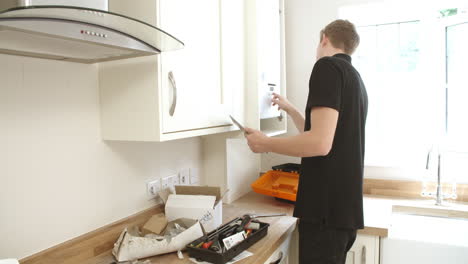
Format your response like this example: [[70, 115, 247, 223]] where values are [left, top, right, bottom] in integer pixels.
[[0, 54, 203, 259]]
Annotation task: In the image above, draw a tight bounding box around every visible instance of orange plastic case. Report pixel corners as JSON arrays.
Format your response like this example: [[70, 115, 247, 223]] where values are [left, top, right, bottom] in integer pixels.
[[251, 170, 299, 201]]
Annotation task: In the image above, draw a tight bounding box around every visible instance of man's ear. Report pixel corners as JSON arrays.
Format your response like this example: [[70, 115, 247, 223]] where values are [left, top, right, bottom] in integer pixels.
[[321, 34, 328, 47]]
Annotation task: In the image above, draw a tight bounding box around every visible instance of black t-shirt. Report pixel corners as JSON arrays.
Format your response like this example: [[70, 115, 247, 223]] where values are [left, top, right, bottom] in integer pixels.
[[293, 53, 368, 229]]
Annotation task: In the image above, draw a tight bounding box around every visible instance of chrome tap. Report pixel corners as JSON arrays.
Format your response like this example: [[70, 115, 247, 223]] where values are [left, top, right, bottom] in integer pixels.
[[422, 150, 457, 205]]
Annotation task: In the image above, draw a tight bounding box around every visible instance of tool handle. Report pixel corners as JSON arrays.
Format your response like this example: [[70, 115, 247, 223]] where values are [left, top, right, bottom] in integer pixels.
[[202, 241, 214, 249], [250, 213, 286, 218], [236, 215, 252, 232]]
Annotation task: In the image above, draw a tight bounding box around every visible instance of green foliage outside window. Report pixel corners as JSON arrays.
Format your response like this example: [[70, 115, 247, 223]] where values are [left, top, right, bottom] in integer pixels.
[[439, 8, 458, 18]]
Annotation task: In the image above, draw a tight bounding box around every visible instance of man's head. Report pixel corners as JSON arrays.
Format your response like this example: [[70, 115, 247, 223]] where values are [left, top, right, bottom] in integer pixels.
[[316, 19, 360, 60]]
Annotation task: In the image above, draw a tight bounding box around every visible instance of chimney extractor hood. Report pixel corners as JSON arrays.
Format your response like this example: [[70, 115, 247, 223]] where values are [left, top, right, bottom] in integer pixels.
[[0, 6, 184, 63]]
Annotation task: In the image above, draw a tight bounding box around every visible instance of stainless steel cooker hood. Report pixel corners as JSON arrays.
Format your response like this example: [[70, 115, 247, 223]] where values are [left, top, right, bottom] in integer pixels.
[[0, 3, 184, 63]]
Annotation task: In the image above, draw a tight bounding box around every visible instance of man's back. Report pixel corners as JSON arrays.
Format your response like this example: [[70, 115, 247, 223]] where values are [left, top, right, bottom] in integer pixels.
[[294, 53, 368, 229]]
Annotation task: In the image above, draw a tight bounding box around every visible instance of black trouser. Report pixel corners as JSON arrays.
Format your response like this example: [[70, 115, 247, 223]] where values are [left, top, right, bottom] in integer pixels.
[[298, 219, 357, 264]]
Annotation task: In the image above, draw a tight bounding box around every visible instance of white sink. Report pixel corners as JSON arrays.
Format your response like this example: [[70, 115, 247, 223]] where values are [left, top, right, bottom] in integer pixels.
[[382, 213, 468, 264], [392, 200, 468, 220]]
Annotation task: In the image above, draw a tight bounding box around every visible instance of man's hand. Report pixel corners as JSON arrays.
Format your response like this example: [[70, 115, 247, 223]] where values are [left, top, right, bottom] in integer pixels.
[[272, 93, 294, 113], [272, 93, 305, 132], [244, 127, 270, 153]]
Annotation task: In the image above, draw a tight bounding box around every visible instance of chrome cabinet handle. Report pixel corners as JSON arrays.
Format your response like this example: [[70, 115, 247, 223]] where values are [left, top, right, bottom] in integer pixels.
[[270, 251, 283, 264], [168, 71, 177, 116], [361, 245, 366, 264]]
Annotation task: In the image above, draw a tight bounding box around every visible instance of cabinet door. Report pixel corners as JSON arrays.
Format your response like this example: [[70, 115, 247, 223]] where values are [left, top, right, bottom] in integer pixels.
[[159, 0, 231, 134], [346, 234, 380, 264], [263, 226, 296, 264], [257, 0, 281, 119]]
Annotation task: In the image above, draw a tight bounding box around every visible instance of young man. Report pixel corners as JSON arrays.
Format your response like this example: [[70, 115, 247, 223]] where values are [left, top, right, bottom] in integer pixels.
[[245, 20, 368, 264]]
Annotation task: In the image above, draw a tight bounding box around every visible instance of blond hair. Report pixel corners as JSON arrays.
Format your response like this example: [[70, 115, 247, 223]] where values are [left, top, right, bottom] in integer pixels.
[[320, 20, 360, 55]]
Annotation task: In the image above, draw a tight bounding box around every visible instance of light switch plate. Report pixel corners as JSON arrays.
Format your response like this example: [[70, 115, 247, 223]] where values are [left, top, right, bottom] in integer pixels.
[[164, 174, 178, 192], [162, 176, 171, 190]]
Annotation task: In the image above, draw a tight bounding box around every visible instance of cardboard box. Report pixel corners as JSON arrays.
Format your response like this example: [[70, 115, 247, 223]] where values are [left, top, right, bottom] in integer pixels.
[[142, 213, 167, 235], [112, 218, 203, 262], [165, 186, 223, 232]]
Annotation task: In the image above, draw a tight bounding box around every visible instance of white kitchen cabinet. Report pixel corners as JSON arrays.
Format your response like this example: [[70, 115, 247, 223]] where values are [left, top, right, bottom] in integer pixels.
[[245, 0, 287, 136], [158, 0, 229, 133], [263, 225, 298, 264], [98, 0, 238, 141], [256, 0, 281, 120], [346, 234, 380, 264], [260, 228, 378, 264]]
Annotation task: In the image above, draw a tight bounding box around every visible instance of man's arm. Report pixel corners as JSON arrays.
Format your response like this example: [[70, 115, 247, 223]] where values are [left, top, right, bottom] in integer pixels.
[[287, 106, 305, 133], [245, 106, 339, 157]]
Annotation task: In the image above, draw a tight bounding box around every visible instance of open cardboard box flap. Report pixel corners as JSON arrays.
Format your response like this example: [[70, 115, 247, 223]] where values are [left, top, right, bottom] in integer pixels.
[[168, 186, 226, 232], [175, 185, 227, 207]]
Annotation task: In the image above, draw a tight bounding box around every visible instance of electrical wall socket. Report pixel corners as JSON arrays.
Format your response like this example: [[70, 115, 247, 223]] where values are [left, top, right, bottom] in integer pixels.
[[190, 167, 200, 185], [146, 178, 161, 199], [179, 168, 190, 185], [171, 174, 180, 186], [161, 176, 171, 190], [163, 174, 178, 192]]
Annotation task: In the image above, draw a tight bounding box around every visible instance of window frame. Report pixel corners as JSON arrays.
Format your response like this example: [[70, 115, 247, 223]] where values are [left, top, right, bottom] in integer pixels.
[[443, 16, 468, 151]]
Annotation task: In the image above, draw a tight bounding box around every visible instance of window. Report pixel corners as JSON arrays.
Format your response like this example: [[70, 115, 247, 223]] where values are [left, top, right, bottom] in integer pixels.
[[353, 21, 434, 168], [340, 4, 468, 182], [446, 22, 468, 150]]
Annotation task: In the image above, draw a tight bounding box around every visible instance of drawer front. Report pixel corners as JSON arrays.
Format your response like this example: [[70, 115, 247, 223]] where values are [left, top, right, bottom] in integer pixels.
[[346, 234, 380, 264], [263, 231, 294, 264]]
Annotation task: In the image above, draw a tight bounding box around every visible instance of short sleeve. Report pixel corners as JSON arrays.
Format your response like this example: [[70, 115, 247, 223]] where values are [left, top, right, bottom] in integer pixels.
[[306, 58, 342, 111]]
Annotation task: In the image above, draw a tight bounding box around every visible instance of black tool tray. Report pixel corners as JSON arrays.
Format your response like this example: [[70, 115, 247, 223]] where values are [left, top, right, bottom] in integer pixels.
[[272, 163, 300, 174], [186, 217, 269, 264]]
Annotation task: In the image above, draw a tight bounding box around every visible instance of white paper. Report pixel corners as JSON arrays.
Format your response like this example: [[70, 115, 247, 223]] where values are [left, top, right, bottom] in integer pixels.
[[113, 219, 204, 262], [189, 250, 253, 264], [222, 231, 246, 250]]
